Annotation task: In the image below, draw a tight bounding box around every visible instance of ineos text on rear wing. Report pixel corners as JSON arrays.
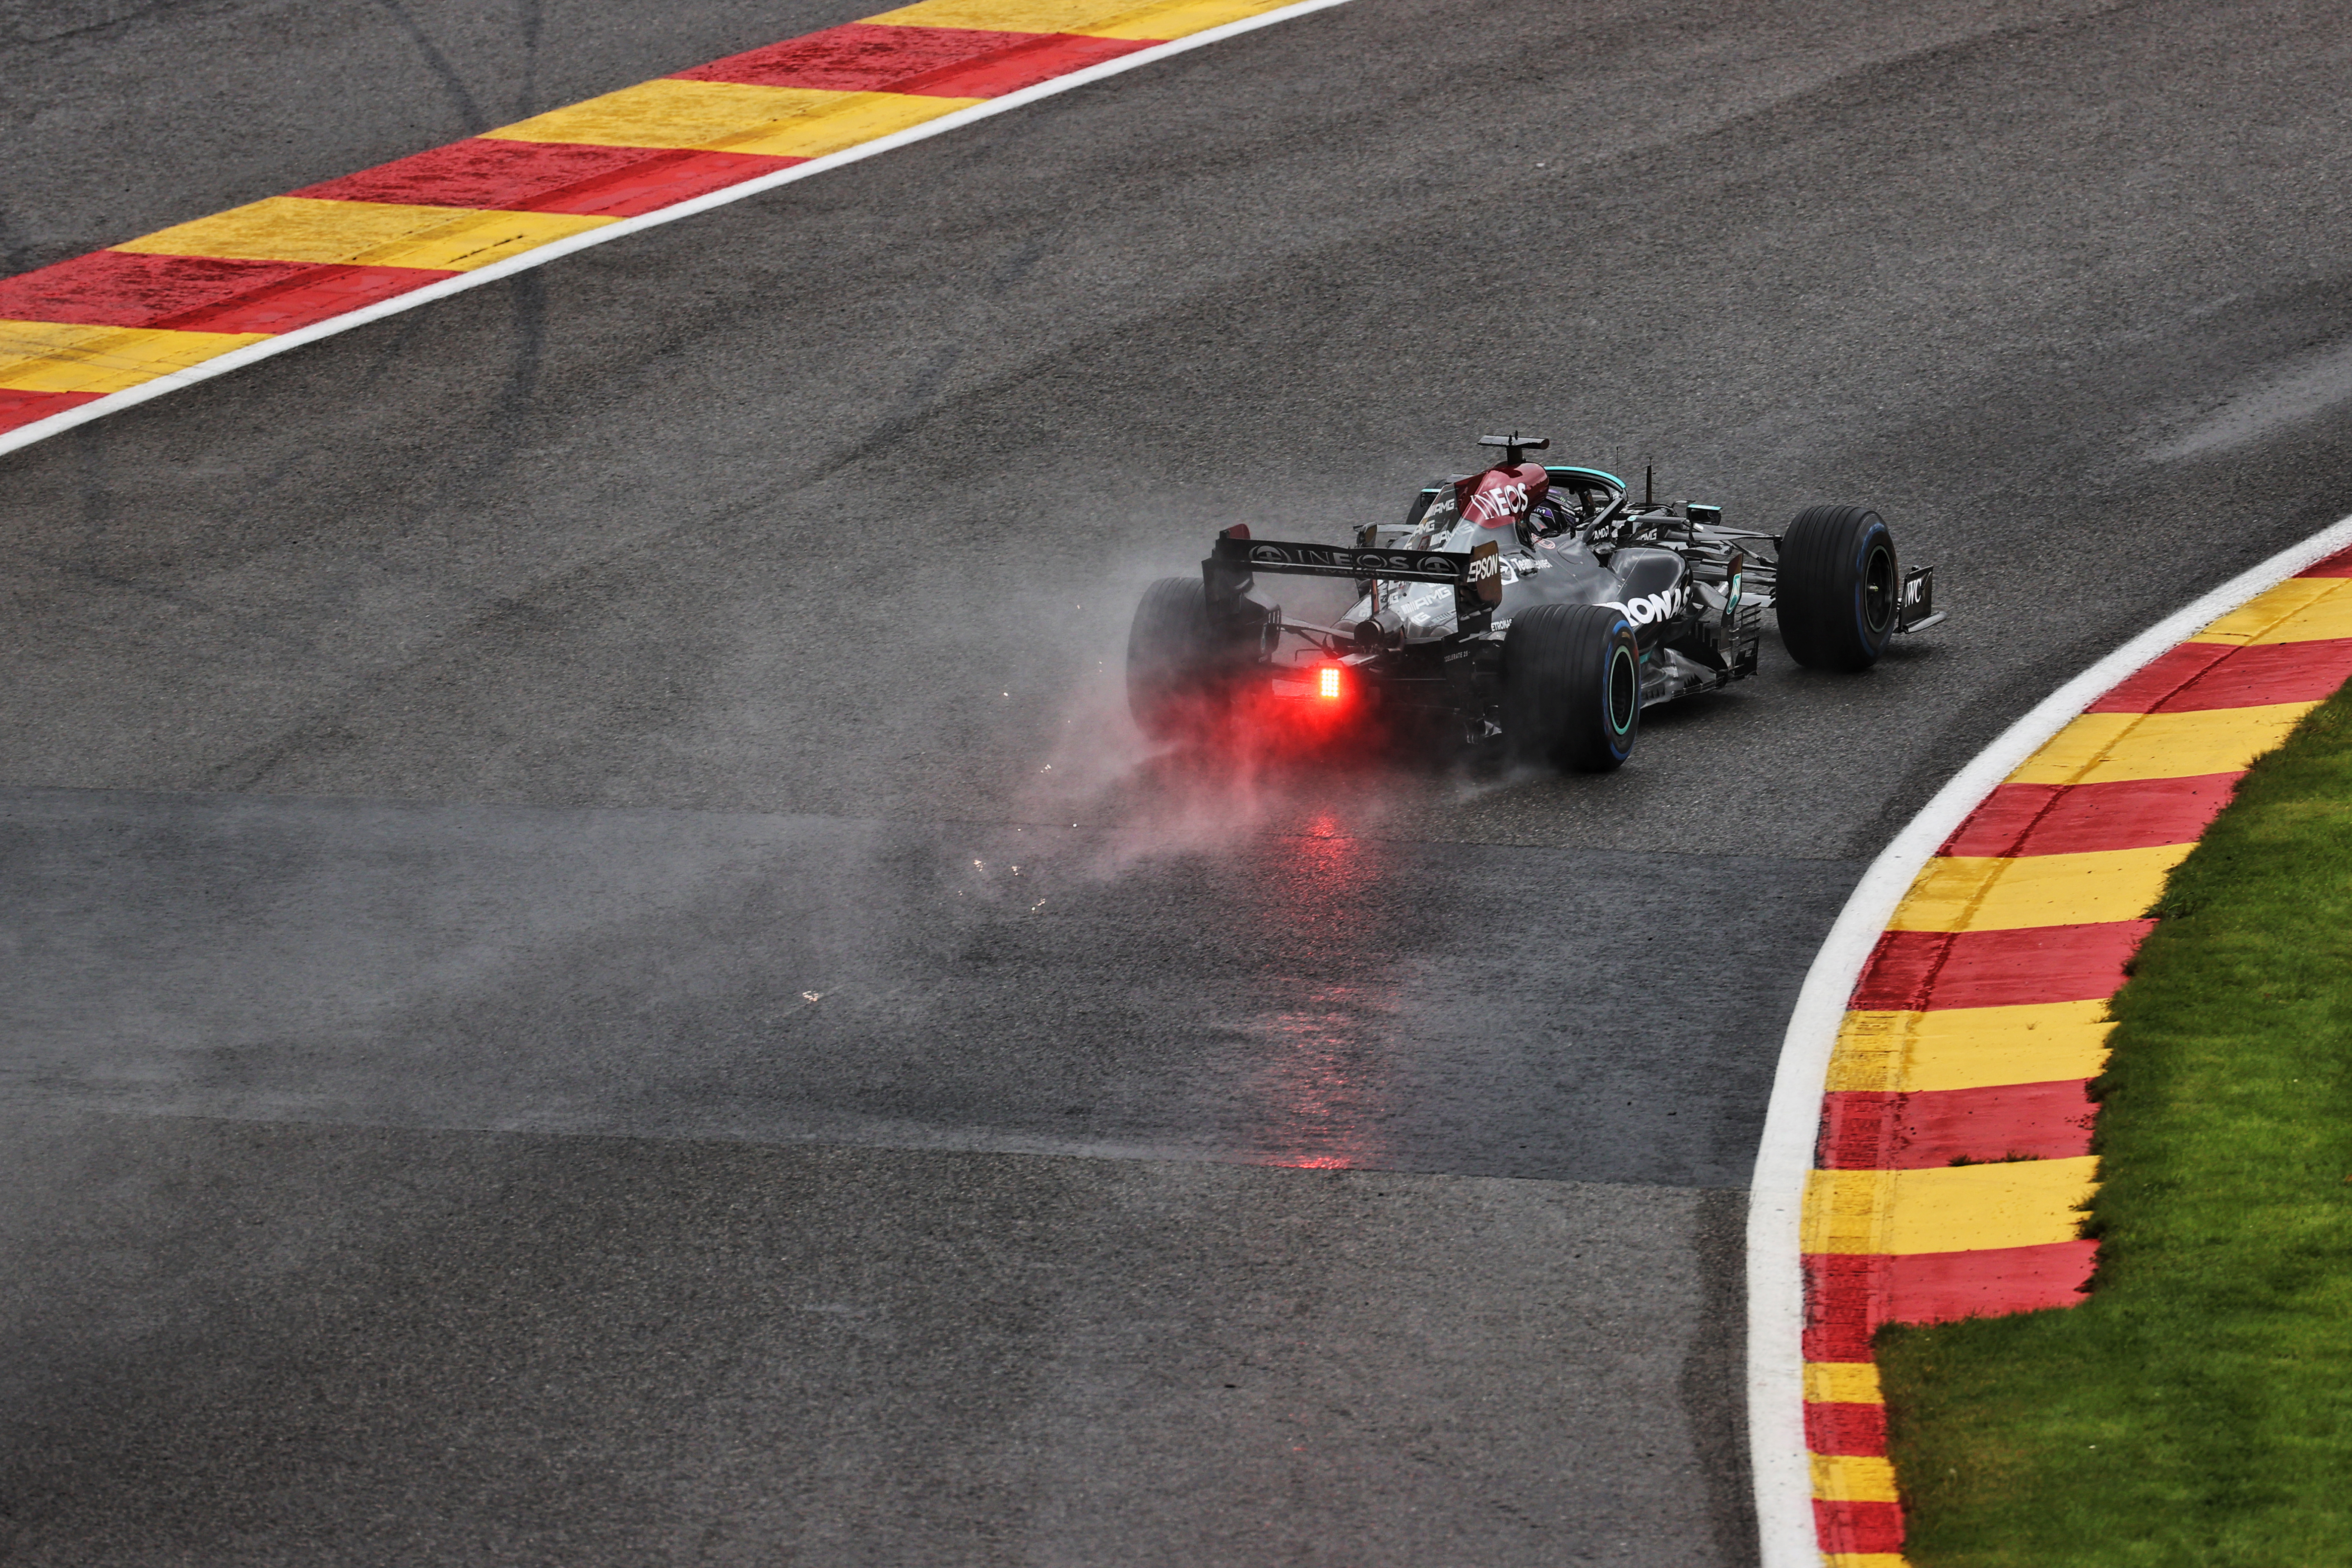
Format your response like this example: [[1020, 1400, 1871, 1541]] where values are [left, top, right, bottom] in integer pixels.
[[1204, 535, 1473, 585]]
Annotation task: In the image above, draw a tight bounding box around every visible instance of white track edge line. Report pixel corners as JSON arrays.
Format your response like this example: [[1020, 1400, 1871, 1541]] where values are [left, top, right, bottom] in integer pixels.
[[0, 0, 1356, 460], [1745, 507, 2352, 1568]]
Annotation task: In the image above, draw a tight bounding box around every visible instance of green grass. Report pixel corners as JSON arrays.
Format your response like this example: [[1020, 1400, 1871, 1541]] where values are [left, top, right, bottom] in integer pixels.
[[1876, 682, 2352, 1567]]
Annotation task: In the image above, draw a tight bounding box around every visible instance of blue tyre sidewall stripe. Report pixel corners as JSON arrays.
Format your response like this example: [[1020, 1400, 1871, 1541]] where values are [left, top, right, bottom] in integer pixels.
[[1850, 523, 1893, 646]]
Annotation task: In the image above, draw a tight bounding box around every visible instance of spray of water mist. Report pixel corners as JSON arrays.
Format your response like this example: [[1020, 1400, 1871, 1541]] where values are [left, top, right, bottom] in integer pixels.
[[1010, 548, 1439, 879]]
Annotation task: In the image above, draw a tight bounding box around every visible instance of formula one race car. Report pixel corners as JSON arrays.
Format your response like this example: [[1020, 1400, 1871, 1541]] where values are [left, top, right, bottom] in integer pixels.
[[1126, 432, 1945, 771]]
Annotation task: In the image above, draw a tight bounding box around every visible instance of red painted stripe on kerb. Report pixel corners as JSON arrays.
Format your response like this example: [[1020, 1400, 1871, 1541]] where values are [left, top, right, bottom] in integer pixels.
[[1803, 1401, 1889, 1456], [291, 142, 802, 218], [2300, 545, 2352, 577], [2085, 641, 2232, 712], [676, 22, 1153, 95], [1940, 776, 2239, 857], [1851, 922, 2153, 1011], [1818, 1082, 2096, 1170], [1815, 1499, 1906, 1556], [0, 389, 101, 435], [0, 251, 450, 332], [1801, 1243, 2100, 1360], [2091, 637, 2352, 713]]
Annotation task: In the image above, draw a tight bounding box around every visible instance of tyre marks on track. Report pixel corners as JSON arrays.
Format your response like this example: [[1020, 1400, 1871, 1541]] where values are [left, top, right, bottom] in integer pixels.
[[1795, 544, 2352, 1565], [0, 0, 1340, 451]]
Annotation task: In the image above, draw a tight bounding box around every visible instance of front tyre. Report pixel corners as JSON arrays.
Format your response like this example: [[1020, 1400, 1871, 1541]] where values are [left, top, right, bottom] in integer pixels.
[[1127, 576, 1223, 739], [1776, 504, 1898, 671], [1503, 602, 1642, 772]]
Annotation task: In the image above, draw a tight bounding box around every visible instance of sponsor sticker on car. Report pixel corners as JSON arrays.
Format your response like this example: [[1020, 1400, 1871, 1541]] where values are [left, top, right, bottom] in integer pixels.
[[1602, 586, 1685, 625]]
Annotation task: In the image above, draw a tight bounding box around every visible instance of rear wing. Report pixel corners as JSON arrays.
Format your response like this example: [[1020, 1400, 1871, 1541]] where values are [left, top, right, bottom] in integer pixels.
[[1205, 533, 1473, 585], [1202, 534, 1501, 634]]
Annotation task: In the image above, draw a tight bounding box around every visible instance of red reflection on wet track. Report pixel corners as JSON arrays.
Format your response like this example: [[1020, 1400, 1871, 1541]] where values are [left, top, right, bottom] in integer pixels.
[[1241, 821, 1403, 1171], [1250, 984, 1396, 1170], [1137, 671, 1408, 770]]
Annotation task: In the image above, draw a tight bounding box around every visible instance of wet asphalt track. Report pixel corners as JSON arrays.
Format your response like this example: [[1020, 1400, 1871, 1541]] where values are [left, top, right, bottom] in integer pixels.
[[7, 0, 2352, 1561]]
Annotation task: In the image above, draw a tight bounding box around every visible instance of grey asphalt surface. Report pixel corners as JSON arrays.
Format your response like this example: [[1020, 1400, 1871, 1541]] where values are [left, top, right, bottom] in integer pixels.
[[6, 0, 2352, 1561]]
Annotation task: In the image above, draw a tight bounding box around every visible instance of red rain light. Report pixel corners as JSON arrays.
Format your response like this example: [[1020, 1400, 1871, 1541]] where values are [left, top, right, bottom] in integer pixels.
[[1319, 665, 1343, 700]]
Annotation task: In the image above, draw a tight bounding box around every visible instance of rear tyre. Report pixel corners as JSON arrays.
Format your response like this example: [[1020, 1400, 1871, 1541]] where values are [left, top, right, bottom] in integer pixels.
[[1127, 576, 1224, 739], [1776, 504, 1899, 671], [1503, 602, 1642, 772]]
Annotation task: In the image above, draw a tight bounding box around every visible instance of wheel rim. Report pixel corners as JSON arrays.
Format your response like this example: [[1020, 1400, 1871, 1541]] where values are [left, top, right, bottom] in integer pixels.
[[1861, 539, 1896, 635], [1607, 643, 1638, 735]]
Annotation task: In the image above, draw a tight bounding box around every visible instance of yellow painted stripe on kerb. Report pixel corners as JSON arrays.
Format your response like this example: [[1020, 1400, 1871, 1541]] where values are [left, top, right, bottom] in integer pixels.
[[1824, 1556, 1914, 1568], [1887, 842, 2191, 933], [1811, 1454, 1900, 1503], [2007, 703, 2316, 786], [2189, 576, 2352, 646], [0, 319, 268, 394], [1802, 1157, 2098, 1256], [866, 0, 1306, 40], [482, 80, 980, 158], [1805, 1361, 1885, 1405], [115, 198, 611, 272], [1827, 1001, 2114, 1094]]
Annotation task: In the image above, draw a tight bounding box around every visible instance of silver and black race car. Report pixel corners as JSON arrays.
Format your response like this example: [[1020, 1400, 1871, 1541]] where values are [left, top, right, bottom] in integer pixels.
[[1127, 432, 1945, 771]]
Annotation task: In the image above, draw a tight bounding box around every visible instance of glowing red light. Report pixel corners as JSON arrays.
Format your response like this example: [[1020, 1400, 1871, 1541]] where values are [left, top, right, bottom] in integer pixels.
[[1318, 665, 1343, 700]]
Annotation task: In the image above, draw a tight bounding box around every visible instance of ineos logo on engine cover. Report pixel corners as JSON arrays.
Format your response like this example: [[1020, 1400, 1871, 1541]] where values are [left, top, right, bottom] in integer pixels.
[[1466, 482, 1528, 524]]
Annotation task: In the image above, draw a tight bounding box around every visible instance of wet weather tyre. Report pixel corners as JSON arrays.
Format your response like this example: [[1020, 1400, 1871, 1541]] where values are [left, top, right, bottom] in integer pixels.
[[1503, 602, 1642, 772], [1776, 505, 1899, 671], [1127, 576, 1223, 740]]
